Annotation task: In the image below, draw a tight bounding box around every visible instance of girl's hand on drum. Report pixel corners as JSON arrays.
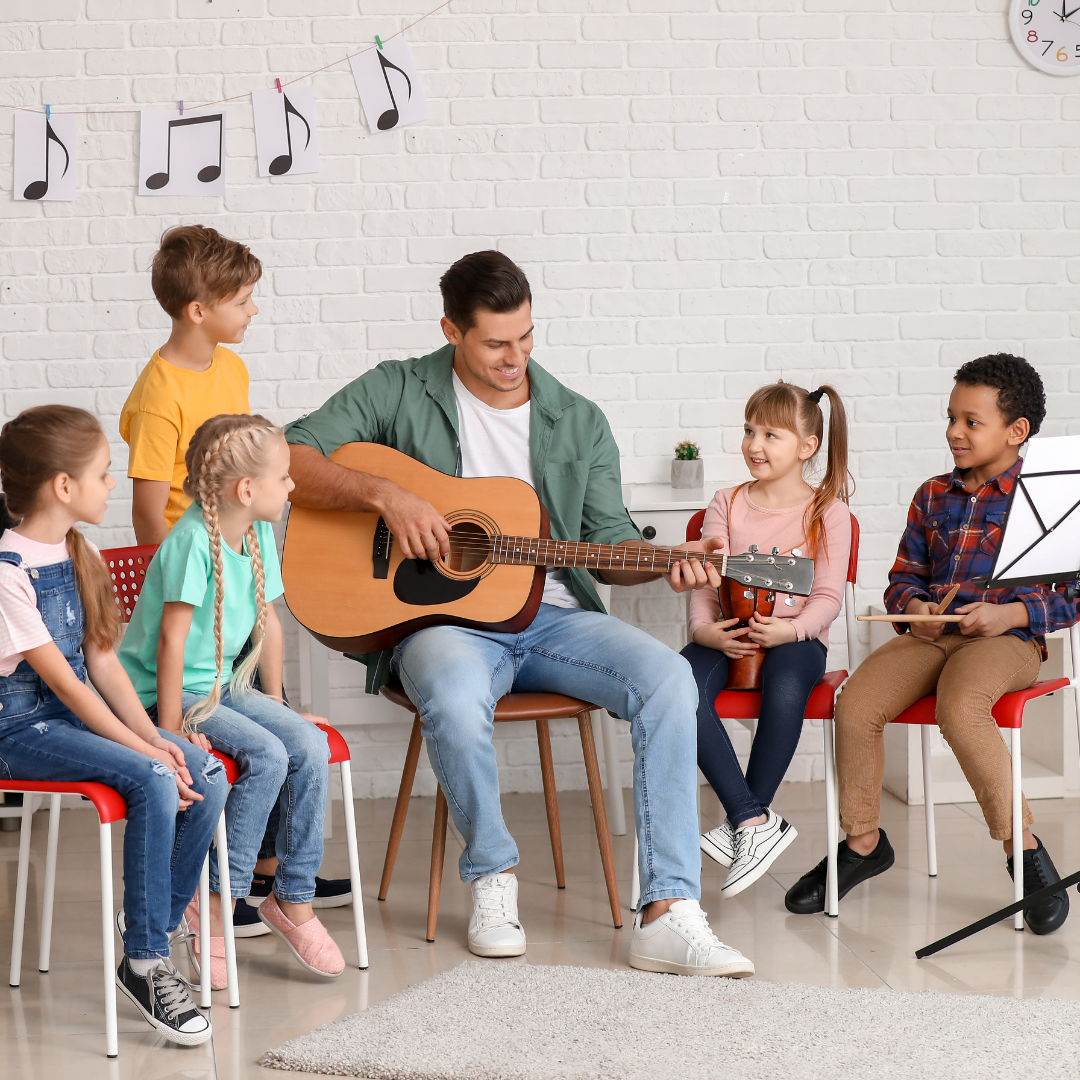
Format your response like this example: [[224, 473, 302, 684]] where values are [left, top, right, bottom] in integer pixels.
[[693, 618, 758, 659], [746, 613, 799, 649]]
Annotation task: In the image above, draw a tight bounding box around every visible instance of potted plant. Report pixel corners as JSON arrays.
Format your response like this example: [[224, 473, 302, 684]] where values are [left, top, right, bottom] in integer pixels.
[[671, 440, 703, 489]]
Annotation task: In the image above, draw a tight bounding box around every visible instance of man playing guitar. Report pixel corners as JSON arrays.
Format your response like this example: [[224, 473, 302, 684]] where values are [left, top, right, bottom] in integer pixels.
[[285, 251, 753, 978]]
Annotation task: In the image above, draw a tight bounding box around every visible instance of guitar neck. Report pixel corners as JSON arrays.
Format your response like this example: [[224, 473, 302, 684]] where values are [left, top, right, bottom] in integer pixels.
[[488, 536, 725, 575]]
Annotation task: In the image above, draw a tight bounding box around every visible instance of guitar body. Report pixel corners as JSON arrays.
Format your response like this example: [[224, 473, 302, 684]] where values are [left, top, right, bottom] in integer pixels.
[[282, 444, 546, 653], [718, 579, 776, 691]]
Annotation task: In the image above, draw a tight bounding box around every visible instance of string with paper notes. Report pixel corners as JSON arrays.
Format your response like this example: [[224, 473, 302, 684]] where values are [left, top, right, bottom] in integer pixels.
[[3, 0, 451, 201]]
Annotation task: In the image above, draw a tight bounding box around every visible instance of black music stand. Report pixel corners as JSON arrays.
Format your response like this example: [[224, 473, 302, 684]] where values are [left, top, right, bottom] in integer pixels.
[[917, 435, 1080, 958]]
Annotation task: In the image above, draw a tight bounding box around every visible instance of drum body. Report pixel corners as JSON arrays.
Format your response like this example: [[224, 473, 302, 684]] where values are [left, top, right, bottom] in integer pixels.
[[718, 580, 776, 691]]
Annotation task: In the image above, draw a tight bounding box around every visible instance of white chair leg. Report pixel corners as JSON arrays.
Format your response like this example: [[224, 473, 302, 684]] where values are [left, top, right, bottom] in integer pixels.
[[38, 793, 61, 972], [630, 833, 640, 913], [215, 813, 240, 1008], [198, 856, 211, 1008], [338, 761, 368, 969], [9, 797, 34, 987], [99, 821, 118, 1058], [1012, 727, 1024, 932], [921, 726, 938, 878], [823, 717, 839, 918]]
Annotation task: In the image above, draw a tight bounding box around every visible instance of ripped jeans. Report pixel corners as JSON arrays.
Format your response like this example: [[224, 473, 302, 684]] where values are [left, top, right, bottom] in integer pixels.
[[0, 703, 228, 959]]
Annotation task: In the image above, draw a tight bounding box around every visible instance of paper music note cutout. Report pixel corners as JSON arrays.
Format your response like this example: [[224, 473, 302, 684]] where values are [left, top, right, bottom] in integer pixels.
[[146, 114, 223, 190], [375, 51, 411, 131], [23, 119, 70, 201], [350, 37, 429, 134], [269, 95, 312, 175], [14, 112, 77, 202]]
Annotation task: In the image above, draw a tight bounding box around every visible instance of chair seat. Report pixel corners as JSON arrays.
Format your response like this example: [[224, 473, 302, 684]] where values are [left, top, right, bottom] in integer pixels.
[[381, 684, 597, 722], [0, 780, 126, 824], [891, 677, 1070, 730], [714, 669, 848, 722]]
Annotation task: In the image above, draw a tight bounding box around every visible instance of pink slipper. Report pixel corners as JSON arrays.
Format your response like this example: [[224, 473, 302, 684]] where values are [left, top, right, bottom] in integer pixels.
[[183, 895, 228, 991], [258, 893, 345, 978]]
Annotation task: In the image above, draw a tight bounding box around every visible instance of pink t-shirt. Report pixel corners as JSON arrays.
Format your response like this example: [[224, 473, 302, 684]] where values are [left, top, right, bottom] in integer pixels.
[[0, 530, 100, 676], [688, 486, 851, 648]]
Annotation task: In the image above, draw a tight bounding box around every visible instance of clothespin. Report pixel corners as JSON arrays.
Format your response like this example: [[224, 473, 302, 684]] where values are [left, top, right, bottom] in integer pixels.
[[179, 99, 184, 116], [375, 35, 383, 49], [275, 78, 282, 93], [45, 104, 50, 120]]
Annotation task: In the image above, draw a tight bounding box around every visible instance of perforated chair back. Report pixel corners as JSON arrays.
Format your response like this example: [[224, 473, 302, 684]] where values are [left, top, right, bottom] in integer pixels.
[[100, 544, 158, 623]]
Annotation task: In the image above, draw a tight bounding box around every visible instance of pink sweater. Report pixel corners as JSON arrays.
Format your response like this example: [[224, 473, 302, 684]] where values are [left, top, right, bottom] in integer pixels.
[[688, 486, 852, 648]]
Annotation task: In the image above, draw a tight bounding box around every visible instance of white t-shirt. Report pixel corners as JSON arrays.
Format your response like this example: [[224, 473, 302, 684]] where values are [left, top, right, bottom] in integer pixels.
[[0, 530, 100, 676], [452, 371, 580, 610]]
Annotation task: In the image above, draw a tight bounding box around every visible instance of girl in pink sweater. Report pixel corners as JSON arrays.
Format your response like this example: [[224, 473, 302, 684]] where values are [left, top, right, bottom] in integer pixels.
[[683, 382, 852, 898]]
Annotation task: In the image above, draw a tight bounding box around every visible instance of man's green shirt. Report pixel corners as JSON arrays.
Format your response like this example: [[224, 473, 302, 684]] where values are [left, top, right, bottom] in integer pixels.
[[284, 343, 642, 692]]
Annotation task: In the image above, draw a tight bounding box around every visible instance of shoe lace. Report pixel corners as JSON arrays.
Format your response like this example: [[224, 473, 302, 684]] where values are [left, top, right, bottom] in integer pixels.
[[474, 879, 520, 930], [150, 958, 200, 1021], [1021, 851, 1055, 895], [668, 905, 725, 954], [732, 827, 753, 864]]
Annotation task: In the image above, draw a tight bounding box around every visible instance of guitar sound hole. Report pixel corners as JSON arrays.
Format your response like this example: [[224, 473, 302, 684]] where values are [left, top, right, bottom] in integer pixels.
[[446, 520, 492, 574]]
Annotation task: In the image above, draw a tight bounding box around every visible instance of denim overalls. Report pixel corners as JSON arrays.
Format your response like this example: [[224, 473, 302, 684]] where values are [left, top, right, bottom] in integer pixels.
[[0, 550, 227, 958]]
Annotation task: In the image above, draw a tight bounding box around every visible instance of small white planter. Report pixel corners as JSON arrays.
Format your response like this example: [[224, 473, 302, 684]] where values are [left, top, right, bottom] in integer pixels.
[[671, 458, 703, 489]]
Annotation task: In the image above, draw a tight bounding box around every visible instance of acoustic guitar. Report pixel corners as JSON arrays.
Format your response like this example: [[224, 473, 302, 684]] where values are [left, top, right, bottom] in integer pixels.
[[281, 443, 816, 653]]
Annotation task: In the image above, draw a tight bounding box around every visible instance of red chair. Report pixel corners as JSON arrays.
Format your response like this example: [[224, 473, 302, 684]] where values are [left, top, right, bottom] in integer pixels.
[[109, 545, 369, 972], [686, 507, 862, 918]]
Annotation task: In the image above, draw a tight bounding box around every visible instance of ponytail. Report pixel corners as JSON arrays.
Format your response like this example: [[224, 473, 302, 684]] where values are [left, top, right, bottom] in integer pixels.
[[743, 381, 854, 560]]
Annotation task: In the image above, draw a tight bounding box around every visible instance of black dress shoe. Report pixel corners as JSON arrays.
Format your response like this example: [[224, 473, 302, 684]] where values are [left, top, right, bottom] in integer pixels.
[[1007, 836, 1069, 936], [785, 830, 896, 914]]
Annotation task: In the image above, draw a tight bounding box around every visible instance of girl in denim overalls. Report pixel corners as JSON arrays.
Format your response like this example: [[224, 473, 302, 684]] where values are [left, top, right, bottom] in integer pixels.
[[119, 413, 342, 989], [0, 406, 228, 1047]]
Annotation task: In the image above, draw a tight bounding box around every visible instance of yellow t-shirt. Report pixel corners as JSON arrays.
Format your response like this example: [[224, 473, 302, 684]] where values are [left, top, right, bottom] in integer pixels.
[[120, 346, 250, 530]]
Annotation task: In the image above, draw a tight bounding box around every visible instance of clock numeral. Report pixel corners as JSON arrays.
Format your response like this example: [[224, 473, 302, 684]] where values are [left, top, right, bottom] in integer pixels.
[[1042, 37, 1056, 53], [1075, 43, 1080, 54], [1029, 28, 1039, 39], [1028, 0, 1040, 7], [1058, 46, 1069, 60], [1023, 8, 1033, 20]]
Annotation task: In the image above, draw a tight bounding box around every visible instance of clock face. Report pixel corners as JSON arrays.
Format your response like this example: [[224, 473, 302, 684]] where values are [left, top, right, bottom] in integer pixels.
[[1010, 0, 1080, 74]]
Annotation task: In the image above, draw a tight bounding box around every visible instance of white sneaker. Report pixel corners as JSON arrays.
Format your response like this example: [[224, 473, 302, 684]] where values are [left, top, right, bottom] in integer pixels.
[[629, 899, 754, 978], [721, 809, 797, 898], [700, 820, 737, 868], [468, 873, 527, 957]]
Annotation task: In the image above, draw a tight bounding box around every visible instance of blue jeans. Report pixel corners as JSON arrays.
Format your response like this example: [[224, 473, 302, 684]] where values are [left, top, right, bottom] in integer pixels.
[[392, 604, 701, 906], [0, 704, 227, 959], [174, 689, 329, 903], [683, 638, 827, 824]]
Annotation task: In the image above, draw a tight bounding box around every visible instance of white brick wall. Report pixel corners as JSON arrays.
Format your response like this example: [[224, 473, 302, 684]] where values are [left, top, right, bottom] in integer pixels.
[[1, 0, 1078, 797]]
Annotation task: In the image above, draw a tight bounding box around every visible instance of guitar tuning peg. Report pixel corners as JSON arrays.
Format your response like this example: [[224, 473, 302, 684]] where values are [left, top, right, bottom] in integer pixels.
[[771, 546, 779, 555], [749, 544, 759, 553]]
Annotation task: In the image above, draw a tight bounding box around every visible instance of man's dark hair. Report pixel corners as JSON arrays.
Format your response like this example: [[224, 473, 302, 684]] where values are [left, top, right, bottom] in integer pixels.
[[439, 250, 532, 333], [954, 353, 1046, 438]]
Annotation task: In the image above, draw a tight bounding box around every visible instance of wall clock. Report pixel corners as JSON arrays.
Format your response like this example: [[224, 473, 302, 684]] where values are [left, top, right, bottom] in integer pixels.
[[1010, 0, 1080, 74]]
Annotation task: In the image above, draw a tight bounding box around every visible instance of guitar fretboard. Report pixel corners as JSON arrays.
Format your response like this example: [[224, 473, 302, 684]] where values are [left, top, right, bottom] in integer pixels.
[[484, 536, 726, 574]]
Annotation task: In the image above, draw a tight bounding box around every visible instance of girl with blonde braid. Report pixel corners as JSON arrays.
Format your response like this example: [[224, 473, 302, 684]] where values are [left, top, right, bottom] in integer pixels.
[[120, 414, 344, 987]]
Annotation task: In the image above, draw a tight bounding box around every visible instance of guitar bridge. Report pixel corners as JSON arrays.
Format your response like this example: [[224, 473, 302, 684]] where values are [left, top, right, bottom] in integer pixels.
[[373, 516, 392, 579]]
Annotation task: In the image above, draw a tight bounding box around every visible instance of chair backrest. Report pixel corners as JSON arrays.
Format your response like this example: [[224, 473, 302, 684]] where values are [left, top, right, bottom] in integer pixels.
[[99, 544, 159, 623], [684, 505, 865, 671]]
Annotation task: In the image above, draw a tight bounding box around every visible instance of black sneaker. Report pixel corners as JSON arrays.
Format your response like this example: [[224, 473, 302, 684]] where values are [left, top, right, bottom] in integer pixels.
[[784, 829, 896, 914], [115, 956, 212, 1046], [246, 874, 352, 910], [233, 897, 272, 937], [1007, 836, 1070, 936]]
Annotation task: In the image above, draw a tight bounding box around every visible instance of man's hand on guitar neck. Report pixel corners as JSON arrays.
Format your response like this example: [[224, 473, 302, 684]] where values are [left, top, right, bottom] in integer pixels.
[[289, 443, 451, 561], [664, 538, 724, 594]]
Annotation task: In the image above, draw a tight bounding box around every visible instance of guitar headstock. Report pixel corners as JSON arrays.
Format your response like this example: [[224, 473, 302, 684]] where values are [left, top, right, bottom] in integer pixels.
[[726, 551, 815, 597]]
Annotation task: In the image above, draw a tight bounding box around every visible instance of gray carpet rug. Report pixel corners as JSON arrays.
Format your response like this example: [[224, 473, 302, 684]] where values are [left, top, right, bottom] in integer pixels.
[[260, 961, 1080, 1080]]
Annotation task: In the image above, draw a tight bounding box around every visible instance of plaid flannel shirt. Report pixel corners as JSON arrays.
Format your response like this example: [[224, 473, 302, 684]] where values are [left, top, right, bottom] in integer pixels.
[[885, 460, 1076, 657]]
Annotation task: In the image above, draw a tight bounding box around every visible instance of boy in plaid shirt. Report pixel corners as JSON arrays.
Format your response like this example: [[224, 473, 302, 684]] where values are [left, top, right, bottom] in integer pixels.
[[786, 355, 1076, 934]]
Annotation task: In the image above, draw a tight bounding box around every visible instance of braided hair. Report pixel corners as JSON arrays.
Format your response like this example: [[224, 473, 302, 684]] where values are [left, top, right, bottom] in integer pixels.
[[180, 413, 282, 730]]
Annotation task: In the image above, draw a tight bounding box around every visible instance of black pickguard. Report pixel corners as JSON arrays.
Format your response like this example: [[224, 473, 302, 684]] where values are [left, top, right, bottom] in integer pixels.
[[393, 559, 480, 606]]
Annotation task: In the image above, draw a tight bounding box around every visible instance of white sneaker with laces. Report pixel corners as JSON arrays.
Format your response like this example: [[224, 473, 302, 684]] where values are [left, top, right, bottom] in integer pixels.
[[721, 809, 797, 898], [700, 820, 737, 868], [468, 873, 527, 957], [629, 898, 754, 978]]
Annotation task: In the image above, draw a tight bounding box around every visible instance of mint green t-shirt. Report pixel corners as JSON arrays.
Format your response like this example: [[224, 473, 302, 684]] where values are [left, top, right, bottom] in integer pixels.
[[119, 501, 284, 706]]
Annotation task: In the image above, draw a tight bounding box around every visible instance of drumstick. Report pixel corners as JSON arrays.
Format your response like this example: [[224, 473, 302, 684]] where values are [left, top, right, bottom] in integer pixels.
[[858, 614, 964, 623], [935, 582, 962, 615]]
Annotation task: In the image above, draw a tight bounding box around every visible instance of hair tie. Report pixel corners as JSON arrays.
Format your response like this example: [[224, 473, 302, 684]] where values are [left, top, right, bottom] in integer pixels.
[[808, 389, 825, 405]]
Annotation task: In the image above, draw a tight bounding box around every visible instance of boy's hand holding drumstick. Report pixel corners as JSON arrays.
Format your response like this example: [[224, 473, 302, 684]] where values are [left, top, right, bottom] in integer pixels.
[[858, 583, 962, 642], [859, 582, 1030, 640]]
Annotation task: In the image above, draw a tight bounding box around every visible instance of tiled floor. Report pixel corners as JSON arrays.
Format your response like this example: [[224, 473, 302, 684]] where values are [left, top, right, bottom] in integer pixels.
[[3, 781, 1080, 1077]]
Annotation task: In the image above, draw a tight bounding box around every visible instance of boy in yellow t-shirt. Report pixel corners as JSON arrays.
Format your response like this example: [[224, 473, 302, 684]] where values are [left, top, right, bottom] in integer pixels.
[[120, 225, 260, 543]]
